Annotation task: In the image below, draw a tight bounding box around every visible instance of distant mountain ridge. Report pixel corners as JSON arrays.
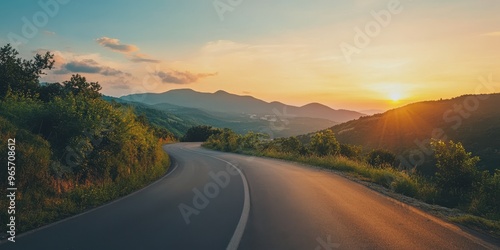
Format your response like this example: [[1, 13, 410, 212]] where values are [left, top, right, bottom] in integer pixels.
[[120, 89, 365, 123]]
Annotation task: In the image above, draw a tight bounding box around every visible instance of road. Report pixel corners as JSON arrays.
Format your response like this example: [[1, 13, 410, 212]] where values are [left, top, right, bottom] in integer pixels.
[[2, 143, 498, 249]]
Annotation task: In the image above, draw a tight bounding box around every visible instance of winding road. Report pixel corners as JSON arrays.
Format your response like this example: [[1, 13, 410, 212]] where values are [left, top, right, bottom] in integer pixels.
[[1, 143, 498, 249]]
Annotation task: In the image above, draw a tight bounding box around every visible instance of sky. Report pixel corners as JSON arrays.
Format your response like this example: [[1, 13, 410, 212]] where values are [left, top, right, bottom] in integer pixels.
[[1, 0, 499, 111]]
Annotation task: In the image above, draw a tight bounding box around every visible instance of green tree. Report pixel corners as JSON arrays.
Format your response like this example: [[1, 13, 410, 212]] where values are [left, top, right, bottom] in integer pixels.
[[309, 129, 340, 156], [280, 136, 302, 154], [62, 74, 102, 99], [431, 140, 480, 205], [367, 149, 396, 168], [241, 132, 268, 150], [0, 44, 54, 98], [182, 125, 221, 142], [340, 143, 362, 159]]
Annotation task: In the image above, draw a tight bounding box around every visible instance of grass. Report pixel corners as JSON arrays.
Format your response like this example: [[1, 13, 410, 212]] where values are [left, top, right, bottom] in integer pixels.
[[257, 149, 422, 198], [450, 215, 500, 238], [5, 153, 170, 235]]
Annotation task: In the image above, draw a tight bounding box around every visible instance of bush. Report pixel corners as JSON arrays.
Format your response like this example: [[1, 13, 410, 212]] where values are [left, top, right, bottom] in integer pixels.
[[391, 174, 418, 197], [367, 149, 396, 168], [309, 129, 340, 156], [340, 143, 362, 159], [431, 140, 480, 206], [469, 170, 500, 219], [182, 125, 222, 142]]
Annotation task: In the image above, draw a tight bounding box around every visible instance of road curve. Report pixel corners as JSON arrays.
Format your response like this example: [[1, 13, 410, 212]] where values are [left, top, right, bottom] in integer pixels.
[[2, 143, 498, 249]]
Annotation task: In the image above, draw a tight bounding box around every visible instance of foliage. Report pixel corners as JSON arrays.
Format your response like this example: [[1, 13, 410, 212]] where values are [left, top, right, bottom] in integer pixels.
[[280, 136, 302, 154], [0, 44, 54, 98], [182, 125, 222, 142], [367, 149, 396, 168], [308, 129, 340, 156], [339, 143, 362, 159], [0, 44, 171, 233], [431, 140, 480, 206], [469, 170, 500, 219]]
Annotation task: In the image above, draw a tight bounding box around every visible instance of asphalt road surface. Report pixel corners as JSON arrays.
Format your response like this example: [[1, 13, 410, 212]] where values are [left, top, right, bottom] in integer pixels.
[[1, 143, 498, 249]]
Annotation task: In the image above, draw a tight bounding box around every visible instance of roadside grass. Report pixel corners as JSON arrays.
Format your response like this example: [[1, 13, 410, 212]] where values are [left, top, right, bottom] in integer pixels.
[[206, 145, 499, 239], [450, 215, 500, 238], [11, 153, 170, 235]]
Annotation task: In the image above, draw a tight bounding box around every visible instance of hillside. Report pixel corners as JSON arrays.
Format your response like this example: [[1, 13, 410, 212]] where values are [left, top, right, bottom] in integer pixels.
[[120, 89, 364, 123], [105, 96, 337, 138], [327, 94, 500, 172]]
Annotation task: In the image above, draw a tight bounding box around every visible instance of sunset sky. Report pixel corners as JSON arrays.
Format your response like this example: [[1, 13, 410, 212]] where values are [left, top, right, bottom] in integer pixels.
[[1, 0, 499, 111]]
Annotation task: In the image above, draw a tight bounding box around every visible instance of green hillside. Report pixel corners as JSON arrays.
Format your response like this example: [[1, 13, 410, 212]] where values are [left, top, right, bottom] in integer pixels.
[[327, 94, 500, 173], [107, 96, 337, 138]]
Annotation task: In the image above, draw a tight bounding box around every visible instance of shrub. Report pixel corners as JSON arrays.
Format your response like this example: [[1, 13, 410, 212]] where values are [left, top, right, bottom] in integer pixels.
[[182, 125, 222, 142], [431, 140, 480, 206], [391, 174, 418, 197], [340, 143, 362, 159], [309, 129, 340, 156], [367, 149, 396, 168]]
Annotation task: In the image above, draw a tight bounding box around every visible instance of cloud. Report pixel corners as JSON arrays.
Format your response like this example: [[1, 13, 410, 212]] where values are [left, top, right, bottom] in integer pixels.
[[481, 31, 500, 37], [55, 59, 129, 77], [96, 37, 161, 63], [96, 37, 138, 53], [129, 53, 161, 63], [43, 30, 56, 35], [155, 70, 217, 84]]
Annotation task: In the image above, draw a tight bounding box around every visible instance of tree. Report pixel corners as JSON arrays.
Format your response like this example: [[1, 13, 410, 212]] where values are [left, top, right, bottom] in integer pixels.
[[367, 149, 396, 168], [62, 74, 102, 99], [309, 129, 340, 156], [39, 82, 63, 102], [431, 140, 480, 205], [280, 136, 302, 154], [340, 143, 362, 159], [240, 132, 268, 150], [0, 44, 54, 98], [182, 125, 221, 142]]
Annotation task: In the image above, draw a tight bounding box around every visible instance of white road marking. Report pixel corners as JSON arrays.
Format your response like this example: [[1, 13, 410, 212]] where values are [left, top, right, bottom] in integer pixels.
[[180, 146, 250, 250]]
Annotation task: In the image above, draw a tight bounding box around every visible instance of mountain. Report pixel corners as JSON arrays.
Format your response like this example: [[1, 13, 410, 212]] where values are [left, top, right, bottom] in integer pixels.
[[324, 93, 500, 173], [120, 89, 364, 123], [359, 109, 385, 115], [105, 95, 337, 138]]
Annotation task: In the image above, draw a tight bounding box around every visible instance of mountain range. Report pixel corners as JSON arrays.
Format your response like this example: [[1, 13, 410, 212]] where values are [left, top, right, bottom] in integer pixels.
[[120, 89, 365, 123]]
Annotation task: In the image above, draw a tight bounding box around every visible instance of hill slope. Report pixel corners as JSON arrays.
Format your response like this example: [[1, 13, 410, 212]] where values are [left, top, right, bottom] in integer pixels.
[[328, 94, 500, 172], [105, 96, 337, 138], [120, 89, 364, 123]]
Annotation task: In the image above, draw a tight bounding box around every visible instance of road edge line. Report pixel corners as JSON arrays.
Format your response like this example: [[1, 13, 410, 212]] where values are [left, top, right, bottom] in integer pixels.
[[181, 146, 250, 250]]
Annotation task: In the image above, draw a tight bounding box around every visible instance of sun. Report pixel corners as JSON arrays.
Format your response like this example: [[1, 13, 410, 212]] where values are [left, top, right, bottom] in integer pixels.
[[389, 92, 402, 102]]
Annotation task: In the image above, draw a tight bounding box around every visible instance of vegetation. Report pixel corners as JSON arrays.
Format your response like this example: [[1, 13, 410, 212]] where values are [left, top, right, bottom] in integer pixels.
[[182, 125, 222, 142], [367, 149, 396, 168], [0, 44, 171, 233], [326, 95, 500, 174], [203, 128, 500, 234]]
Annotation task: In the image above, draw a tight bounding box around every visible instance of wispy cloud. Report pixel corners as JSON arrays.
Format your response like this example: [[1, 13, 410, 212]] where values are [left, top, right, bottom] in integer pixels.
[[43, 30, 56, 36], [480, 31, 500, 37], [96, 37, 138, 53], [129, 53, 160, 63], [155, 70, 217, 84], [96, 36, 160, 63], [55, 59, 129, 76]]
